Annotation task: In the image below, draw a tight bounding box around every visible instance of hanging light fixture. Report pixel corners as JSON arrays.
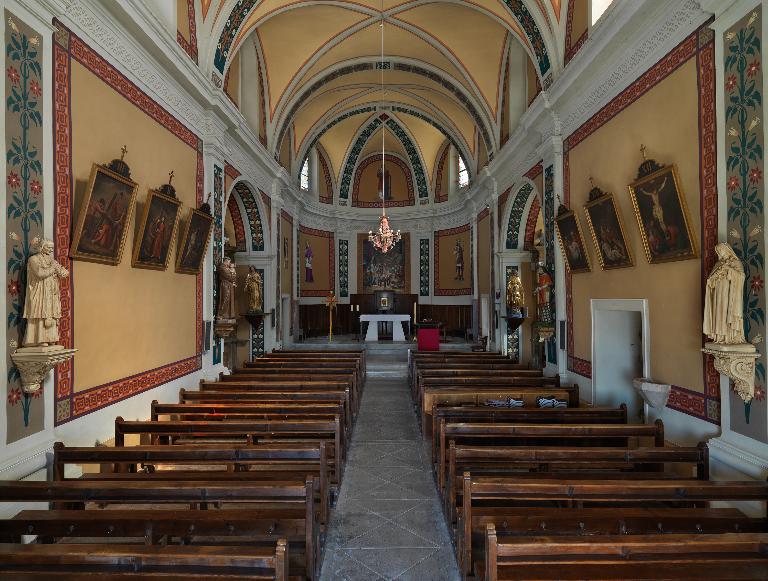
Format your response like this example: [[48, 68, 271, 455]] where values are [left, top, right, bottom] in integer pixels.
[[368, 5, 401, 254]]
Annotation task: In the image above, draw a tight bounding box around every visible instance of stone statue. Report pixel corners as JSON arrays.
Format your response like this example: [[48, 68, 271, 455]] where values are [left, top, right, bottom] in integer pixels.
[[23, 239, 69, 347], [506, 269, 525, 312], [703, 243, 746, 345], [216, 256, 237, 320], [244, 266, 263, 313], [534, 265, 553, 324]]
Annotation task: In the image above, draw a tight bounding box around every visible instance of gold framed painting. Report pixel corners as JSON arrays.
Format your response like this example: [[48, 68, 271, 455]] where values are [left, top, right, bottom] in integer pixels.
[[584, 192, 634, 270], [70, 164, 139, 265], [175, 207, 214, 275], [132, 189, 182, 270], [555, 209, 591, 273], [628, 164, 697, 264]]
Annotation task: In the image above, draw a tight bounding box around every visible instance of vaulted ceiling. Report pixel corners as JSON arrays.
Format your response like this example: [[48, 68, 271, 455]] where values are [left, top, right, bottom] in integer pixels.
[[202, 1, 567, 188]]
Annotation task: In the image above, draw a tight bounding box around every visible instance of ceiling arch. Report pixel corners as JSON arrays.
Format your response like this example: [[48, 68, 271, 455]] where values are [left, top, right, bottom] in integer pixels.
[[337, 113, 430, 202]]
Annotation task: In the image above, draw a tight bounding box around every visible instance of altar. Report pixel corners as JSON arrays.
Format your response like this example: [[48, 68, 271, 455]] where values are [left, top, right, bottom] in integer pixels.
[[360, 314, 411, 342]]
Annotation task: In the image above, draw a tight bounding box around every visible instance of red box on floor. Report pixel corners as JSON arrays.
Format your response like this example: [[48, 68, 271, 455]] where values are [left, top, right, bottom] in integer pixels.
[[417, 328, 440, 351]]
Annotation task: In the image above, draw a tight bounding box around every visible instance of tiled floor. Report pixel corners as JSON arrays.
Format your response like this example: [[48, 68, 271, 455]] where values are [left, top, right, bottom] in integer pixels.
[[319, 354, 460, 581]]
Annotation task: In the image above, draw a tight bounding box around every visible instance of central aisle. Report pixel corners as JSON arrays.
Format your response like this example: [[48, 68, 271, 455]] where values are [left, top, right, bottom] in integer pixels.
[[320, 351, 460, 581]]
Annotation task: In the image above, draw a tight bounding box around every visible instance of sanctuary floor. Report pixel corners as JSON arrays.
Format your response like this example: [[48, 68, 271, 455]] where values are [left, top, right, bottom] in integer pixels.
[[319, 352, 460, 580]]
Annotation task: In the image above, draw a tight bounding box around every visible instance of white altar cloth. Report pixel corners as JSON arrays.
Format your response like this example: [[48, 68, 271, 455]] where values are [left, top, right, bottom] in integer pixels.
[[360, 314, 411, 342]]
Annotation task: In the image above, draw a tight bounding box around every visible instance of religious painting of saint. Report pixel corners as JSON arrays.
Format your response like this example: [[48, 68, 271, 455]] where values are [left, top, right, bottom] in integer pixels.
[[628, 164, 697, 264], [70, 164, 138, 265], [555, 209, 591, 273], [454, 239, 465, 281], [132, 189, 182, 270], [584, 192, 634, 270], [175, 207, 214, 274], [358, 233, 409, 293], [304, 242, 314, 283]]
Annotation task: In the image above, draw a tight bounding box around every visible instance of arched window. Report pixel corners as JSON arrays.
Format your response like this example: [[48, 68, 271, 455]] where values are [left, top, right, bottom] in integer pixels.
[[300, 157, 310, 191], [591, 0, 615, 25], [458, 155, 470, 188]]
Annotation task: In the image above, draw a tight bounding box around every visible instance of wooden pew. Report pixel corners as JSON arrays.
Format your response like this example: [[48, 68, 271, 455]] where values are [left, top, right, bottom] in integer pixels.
[[416, 370, 548, 406], [152, 401, 347, 424], [445, 443, 709, 524], [262, 350, 366, 381], [178, 388, 352, 428], [114, 417, 345, 482], [437, 421, 665, 491], [52, 441, 331, 524], [216, 374, 359, 413], [0, 542, 289, 580], [408, 351, 507, 386], [429, 404, 628, 454], [484, 527, 768, 580], [0, 479, 317, 579], [422, 384, 580, 431], [461, 476, 768, 578]]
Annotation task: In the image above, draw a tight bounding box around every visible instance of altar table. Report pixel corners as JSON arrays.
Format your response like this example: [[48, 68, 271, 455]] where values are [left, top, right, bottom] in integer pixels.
[[360, 314, 411, 342]]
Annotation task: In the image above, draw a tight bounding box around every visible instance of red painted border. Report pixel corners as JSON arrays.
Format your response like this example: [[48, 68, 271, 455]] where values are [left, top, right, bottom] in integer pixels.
[[434, 142, 450, 203], [523, 196, 541, 250], [434, 224, 472, 296], [352, 154, 415, 208], [524, 161, 543, 181], [298, 225, 335, 297], [497, 187, 512, 235], [478, 207, 490, 222], [259, 189, 272, 235], [227, 195, 247, 252], [176, 0, 198, 64], [562, 26, 718, 423], [53, 22, 202, 425], [318, 150, 333, 204], [224, 162, 241, 182], [280, 209, 294, 225], [564, 0, 587, 64]]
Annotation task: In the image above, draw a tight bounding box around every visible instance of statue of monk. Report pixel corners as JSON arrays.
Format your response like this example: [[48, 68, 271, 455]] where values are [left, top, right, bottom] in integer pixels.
[[216, 257, 237, 320], [506, 270, 525, 312], [704, 243, 747, 345], [23, 239, 69, 347], [244, 266, 263, 312]]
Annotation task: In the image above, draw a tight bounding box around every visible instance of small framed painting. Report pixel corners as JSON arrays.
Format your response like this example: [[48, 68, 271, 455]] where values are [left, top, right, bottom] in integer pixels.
[[175, 208, 214, 275], [628, 164, 697, 264], [132, 189, 182, 270], [584, 192, 634, 270], [555, 209, 591, 273], [70, 164, 138, 265]]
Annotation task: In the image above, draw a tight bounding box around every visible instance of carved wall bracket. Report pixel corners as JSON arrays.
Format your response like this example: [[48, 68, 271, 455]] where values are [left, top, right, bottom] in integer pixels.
[[702, 343, 759, 403], [11, 345, 77, 394]]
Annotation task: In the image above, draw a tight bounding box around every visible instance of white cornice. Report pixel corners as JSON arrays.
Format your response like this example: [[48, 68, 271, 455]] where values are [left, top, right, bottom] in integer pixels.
[[56, 0, 716, 238]]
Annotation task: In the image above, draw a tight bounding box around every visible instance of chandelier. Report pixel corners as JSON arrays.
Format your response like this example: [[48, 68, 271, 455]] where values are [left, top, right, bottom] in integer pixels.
[[368, 7, 401, 254]]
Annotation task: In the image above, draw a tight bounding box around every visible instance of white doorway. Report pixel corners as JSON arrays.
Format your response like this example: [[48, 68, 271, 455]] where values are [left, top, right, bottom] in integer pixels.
[[591, 299, 650, 423]]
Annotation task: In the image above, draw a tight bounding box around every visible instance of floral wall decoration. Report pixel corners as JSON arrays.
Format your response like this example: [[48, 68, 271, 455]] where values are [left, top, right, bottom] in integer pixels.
[[212, 164, 223, 366], [250, 268, 265, 359], [724, 7, 766, 437], [338, 239, 349, 298], [5, 12, 44, 438], [419, 239, 430, 297], [543, 165, 557, 365]]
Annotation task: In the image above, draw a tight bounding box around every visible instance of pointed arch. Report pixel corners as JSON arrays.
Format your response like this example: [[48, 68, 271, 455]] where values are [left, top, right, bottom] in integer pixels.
[[226, 179, 269, 252], [338, 113, 429, 201], [504, 179, 540, 249]]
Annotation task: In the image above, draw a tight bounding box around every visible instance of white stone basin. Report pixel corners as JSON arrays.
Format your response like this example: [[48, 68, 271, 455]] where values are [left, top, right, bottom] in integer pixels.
[[632, 378, 671, 410]]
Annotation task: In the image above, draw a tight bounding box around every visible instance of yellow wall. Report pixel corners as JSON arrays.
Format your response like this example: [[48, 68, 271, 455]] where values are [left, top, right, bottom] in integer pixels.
[[356, 157, 412, 204], [567, 57, 703, 392], [299, 228, 333, 295], [526, 57, 538, 105], [569, 0, 589, 50], [225, 51, 241, 108], [70, 60, 197, 392], [177, 0, 190, 40], [279, 130, 291, 171], [436, 227, 472, 293]]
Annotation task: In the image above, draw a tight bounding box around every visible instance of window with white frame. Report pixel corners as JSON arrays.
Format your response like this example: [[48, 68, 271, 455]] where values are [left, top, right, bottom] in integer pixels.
[[458, 155, 470, 188], [300, 156, 310, 191], [591, 0, 615, 25]]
